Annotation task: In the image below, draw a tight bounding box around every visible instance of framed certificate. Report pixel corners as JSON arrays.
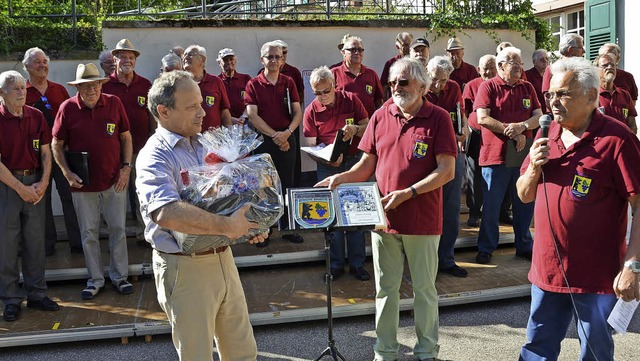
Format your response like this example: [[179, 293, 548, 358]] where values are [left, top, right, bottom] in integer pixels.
[[287, 182, 386, 231]]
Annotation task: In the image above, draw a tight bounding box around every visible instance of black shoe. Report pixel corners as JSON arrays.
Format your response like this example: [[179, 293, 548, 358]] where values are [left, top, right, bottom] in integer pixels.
[[515, 250, 533, 260], [27, 296, 60, 311], [256, 236, 270, 247], [350, 267, 370, 281], [282, 234, 304, 243], [3, 304, 21, 322], [70, 246, 84, 254], [440, 264, 468, 278], [467, 215, 480, 227], [329, 268, 344, 280], [476, 251, 492, 264]]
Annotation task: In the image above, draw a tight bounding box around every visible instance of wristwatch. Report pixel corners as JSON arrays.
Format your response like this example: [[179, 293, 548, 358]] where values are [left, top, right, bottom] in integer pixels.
[[624, 260, 640, 273]]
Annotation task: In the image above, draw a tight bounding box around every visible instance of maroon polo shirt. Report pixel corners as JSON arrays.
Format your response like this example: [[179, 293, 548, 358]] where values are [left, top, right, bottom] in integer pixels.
[[615, 68, 638, 101], [332, 62, 384, 117], [462, 77, 485, 130], [303, 90, 368, 155], [521, 110, 640, 294], [329, 61, 343, 70], [197, 72, 230, 131], [26, 80, 70, 127], [425, 79, 464, 133], [449, 61, 479, 91], [599, 86, 637, 125], [380, 54, 402, 87], [0, 104, 51, 170], [102, 72, 152, 153], [525, 67, 546, 113], [359, 98, 457, 235], [474, 76, 540, 166], [244, 72, 300, 131], [218, 71, 252, 118], [53, 93, 130, 193], [259, 63, 304, 100], [541, 66, 551, 93]]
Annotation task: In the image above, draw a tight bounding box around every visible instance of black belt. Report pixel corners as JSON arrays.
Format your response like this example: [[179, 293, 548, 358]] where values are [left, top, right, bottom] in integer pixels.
[[11, 169, 37, 176], [159, 246, 228, 257]]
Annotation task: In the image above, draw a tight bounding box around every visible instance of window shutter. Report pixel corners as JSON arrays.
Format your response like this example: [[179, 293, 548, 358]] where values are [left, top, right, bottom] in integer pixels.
[[585, 0, 616, 61]]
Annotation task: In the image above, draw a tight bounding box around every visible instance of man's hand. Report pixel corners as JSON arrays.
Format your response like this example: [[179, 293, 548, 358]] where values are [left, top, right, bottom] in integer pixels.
[[278, 140, 290, 152], [342, 125, 358, 141], [504, 122, 526, 139], [231, 117, 245, 125], [527, 138, 550, 171], [614, 268, 640, 302], [114, 166, 131, 192], [227, 203, 260, 240], [315, 173, 344, 190], [64, 171, 84, 189], [272, 131, 290, 147], [515, 134, 527, 152], [381, 189, 412, 212], [31, 180, 49, 204], [16, 183, 40, 204], [247, 231, 269, 245]]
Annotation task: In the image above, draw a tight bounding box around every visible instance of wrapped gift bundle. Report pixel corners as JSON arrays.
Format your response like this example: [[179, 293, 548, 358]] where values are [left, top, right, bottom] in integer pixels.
[[172, 125, 283, 253]]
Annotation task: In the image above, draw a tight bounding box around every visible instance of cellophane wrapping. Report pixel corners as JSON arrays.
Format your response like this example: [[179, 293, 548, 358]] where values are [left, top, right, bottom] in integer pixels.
[[172, 125, 283, 253]]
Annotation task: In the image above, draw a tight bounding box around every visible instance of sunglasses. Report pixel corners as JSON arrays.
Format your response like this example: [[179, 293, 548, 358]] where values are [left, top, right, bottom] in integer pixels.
[[313, 87, 332, 96], [344, 48, 365, 53], [41, 96, 52, 110], [263, 55, 283, 61], [388, 79, 410, 87]]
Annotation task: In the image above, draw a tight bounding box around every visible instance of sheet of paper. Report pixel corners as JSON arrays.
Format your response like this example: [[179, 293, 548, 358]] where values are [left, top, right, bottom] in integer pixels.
[[301, 143, 334, 162], [607, 297, 639, 334]]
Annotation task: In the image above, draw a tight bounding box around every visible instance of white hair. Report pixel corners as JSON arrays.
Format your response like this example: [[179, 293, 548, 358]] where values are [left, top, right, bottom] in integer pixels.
[[532, 49, 548, 61], [0, 70, 26, 93], [22, 47, 49, 72], [550, 57, 599, 95], [559, 34, 583, 56], [390, 57, 432, 89], [598, 43, 621, 56], [496, 47, 522, 64], [309, 66, 335, 87], [426, 56, 454, 75], [260, 41, 283, 58]]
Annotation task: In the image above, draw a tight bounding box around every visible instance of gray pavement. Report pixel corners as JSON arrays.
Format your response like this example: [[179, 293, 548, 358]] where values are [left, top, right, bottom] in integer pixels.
[[2, 297, 639, 361]]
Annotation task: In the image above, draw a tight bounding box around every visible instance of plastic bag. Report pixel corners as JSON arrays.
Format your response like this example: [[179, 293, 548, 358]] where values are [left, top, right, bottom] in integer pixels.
[[172, 125, 283, 253]]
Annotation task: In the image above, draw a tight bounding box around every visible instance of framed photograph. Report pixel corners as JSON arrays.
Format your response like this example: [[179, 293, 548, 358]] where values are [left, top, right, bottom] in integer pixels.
[[335, 182, 386, 229]]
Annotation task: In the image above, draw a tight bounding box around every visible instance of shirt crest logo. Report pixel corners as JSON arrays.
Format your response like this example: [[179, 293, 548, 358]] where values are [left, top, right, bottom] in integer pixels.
[[449, 112, 456, 123], [241, 90, 246, 99], [137, 96, 146, 107], [623, 108, 629, 118], [571, 174, 592, 199], [365, 85, 373, 95], [345, 118, 354, 125], [106, 123, 116, 135], [32, 139, 40, 151], [523, 98, 531, 109], [206, 96, 215, 107], [413, 141, 428, 158]]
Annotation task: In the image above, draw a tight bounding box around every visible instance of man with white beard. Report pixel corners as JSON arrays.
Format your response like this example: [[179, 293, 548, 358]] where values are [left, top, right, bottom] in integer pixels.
[[317, 58, 457, 361], [595, 53, 637, 133]]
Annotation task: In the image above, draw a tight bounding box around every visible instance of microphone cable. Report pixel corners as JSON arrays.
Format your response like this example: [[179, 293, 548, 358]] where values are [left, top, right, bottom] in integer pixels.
[[540, 169, 600, 361]]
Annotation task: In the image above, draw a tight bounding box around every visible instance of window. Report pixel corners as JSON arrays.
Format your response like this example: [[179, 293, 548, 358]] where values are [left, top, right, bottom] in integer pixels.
[[545, 9, 585, 51]]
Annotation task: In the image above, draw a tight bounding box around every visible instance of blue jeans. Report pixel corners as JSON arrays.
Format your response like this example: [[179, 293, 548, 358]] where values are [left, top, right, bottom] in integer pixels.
[[439, 153, 464, 269], [520, 285, 616, 361], [317, 154, 366, 270], [477, 165, 533, 254]]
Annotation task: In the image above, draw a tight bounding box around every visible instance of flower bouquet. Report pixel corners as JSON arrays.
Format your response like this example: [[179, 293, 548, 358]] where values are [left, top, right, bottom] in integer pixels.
[[172, 125, 283, 253]]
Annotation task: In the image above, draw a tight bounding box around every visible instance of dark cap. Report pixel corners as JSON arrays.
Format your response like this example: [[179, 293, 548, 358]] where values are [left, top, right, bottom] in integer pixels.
[[410, 38, 430, 49]]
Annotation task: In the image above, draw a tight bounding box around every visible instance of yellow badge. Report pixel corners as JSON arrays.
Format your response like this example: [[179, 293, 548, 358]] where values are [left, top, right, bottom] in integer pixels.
[[106, 123, 116, 135], [241, 90, 246, 99], [137, 96, 146, 107], [523, 98, 531, 109], [32, 139, 40, 151], [623, 108, 629, 118], [413, 141, 428, 158], [345, 118, 354, 125], [365, 85, 373, 95], [571, 175, 592, 199], [206, 96, 215, 107], [449, 112, 456, 123]]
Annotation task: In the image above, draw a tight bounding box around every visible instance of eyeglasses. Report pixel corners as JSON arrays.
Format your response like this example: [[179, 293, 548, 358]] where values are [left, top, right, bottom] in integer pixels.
[[388, 79, 410, 87], [506, 61, 524, 67], [263, 55, 283, 61], [41, 96, 52, 110], [597, 63, 616, 69], [344, 48, 365, 53], [544, 90, 572, 101], [313, 87, 332, 96]]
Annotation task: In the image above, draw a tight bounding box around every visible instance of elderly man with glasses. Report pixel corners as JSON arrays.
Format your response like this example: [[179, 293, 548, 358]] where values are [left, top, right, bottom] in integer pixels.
[[380, 32, 413, 99], [23, 47, 82, 256], [332, 36, 384, 118], [52, 63, 133, 300], [599, 43, 638, 104], [183, 44, 232, 131], [245, 40, 304, 246], [318, 58, 457, 361], [474, 47, 542, 265], [303, 66, 370, 281], [517, 56, 640, 361], [595, 53, 637, 134]]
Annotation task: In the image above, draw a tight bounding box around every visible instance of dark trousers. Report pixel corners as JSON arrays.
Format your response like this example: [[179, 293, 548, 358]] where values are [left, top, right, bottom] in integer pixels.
[[44, 161, 81, 252], [255, 133, 298, 229], [465, 131, 483, 217]]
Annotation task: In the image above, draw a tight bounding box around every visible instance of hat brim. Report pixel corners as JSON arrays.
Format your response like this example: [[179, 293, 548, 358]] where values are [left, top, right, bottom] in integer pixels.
[[111, 49, 141, 57], [447, 46, 464, 51], [67, 77, 109, 86]]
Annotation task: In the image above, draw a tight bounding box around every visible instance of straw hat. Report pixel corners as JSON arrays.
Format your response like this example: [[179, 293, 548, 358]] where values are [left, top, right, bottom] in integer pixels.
[[67, 63, 109, 85], [446, 37, 464, 51], [111, 38, 141, 57]]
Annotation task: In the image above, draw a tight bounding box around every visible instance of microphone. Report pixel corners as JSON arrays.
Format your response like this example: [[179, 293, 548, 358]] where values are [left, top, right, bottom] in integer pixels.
[[539, 114, 552, 138]]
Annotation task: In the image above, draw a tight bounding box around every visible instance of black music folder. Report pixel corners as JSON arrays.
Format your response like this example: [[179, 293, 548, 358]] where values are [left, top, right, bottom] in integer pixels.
[[66, 151, 90, 186]]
